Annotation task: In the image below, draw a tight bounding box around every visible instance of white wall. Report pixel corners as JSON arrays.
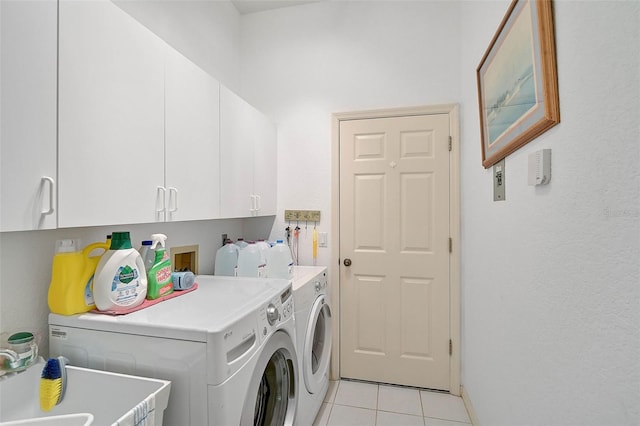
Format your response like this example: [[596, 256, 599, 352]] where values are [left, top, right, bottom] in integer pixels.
[[459, 1, 639, 424], [239, 0, 462, 269]]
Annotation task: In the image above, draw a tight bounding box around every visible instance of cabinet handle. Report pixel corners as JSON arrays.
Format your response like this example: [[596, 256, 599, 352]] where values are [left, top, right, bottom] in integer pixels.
[[41, 176, 55, 215], [168, 187, 179, 213], [156, 186, 167, 217], [255, 194, 261, 212], [249, 194, 256, 213]]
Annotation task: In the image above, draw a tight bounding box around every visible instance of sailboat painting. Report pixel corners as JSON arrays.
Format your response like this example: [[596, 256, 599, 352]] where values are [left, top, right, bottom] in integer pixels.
[[477, 0, 560, 168]]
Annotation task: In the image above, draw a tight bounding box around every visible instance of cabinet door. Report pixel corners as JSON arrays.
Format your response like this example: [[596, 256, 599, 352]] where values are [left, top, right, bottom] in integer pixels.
[[58, 0, 165, 228], [220, 86, 254, 218], [251, 108, 277, 216], [0, 0, 57, 231], [165, 47, 221, 221]]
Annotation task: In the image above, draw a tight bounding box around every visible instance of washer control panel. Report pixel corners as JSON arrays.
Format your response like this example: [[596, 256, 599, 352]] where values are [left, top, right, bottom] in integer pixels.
[[314, 273, 328, 293], [258, 285, 294, 337]]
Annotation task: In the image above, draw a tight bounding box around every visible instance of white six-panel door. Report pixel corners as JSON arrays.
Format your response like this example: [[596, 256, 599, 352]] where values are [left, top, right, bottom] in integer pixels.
[[339, 113, 451, 390]]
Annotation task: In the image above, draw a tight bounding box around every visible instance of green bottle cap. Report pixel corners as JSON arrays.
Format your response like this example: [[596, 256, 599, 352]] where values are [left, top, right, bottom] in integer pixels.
[[110, 232, 132, 250], [8, 332, 34, 345]]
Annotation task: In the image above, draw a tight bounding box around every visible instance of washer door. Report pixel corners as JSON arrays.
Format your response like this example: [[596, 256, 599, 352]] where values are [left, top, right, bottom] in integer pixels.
[[241, 330, 298, 426], [303, 295, 332, 394]]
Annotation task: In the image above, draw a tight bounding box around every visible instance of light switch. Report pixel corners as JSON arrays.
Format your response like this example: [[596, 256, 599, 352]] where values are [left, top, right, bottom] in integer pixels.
[[318, 232, 328, 247], [493, 159, 505, 201]]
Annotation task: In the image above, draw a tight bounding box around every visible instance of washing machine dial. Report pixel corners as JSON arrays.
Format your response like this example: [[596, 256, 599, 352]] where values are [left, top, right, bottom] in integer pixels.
[[266, 304, 279, 326]]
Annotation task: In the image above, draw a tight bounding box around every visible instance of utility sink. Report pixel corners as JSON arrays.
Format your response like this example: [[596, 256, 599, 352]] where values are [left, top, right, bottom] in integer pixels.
[[0, 358, 170, 426], [0, 413, 93, 426]]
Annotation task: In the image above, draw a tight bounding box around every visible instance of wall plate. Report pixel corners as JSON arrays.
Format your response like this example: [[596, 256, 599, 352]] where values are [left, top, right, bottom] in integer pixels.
[[170, 244, 199, 274], [493, 159, 506, 201]]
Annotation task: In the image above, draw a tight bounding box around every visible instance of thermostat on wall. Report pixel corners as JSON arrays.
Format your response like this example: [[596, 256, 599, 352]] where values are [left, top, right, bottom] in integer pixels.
[[528, 149, 552, 186]]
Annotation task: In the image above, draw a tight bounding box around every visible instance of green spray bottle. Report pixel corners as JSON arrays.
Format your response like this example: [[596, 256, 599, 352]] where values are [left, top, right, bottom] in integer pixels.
[[146, 233, 174, 300]]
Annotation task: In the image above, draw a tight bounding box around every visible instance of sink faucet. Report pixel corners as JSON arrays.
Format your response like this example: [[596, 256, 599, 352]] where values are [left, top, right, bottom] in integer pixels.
[[0, 349, 21, 369]]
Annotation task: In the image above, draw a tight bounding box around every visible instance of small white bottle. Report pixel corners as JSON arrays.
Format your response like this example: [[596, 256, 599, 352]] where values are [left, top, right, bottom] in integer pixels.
[[215, 240, 239, 276], [94, 231, 147, 312], [237, 242, 266, 278], [138, 240, 155, 273], [266, 240, 294, 279]]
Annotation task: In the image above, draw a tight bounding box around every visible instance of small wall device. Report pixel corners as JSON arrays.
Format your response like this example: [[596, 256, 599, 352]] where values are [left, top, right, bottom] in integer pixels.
[[528, 149, 552, 186]]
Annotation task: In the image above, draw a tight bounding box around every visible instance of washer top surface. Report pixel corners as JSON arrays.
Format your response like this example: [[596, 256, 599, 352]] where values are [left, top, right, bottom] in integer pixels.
[[291, 266, 327, 292], [49, 275, 291, 341]]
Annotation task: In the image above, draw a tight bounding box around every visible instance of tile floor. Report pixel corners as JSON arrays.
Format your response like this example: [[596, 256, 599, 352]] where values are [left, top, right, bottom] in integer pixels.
[[313, 380, 472, 426]]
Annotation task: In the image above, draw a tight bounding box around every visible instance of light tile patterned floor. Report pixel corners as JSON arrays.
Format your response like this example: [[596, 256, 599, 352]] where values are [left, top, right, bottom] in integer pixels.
[[313, 380, 472, 426]]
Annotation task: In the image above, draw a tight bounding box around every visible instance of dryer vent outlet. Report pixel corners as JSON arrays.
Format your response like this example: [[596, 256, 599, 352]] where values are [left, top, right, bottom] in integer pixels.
[[171, 244, 199, 274]]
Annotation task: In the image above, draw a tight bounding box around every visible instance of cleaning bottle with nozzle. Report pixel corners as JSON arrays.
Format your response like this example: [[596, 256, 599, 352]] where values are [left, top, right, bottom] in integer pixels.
[[146, 233, 173, 300]]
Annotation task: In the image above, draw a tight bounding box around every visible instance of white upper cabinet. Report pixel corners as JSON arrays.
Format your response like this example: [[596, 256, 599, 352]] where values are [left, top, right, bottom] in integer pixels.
[[2, 0, 270, 230], [250, 105, 277, 216], [58, 0, 165, 228], [220, 86, 253, 218], [0, 0, 58, 232], [58, 0, 222, 227], [164, 47, 221, 222], [220, 86, 277, 218]]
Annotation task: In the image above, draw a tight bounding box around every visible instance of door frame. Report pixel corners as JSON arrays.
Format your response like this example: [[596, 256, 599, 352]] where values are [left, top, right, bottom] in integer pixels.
[[330, 104, 461, 395]]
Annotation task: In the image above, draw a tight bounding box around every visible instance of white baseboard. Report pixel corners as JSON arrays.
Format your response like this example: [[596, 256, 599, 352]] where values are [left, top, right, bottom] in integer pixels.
[[460, 385, 479, 426]]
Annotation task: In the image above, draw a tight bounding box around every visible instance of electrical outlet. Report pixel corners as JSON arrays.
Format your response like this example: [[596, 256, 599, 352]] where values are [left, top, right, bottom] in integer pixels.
[[221, 233, 228, 247], [284, 210, 321, 222]]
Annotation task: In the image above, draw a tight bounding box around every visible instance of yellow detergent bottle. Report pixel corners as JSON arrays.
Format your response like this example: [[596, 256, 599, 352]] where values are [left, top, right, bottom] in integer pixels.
[[48, 237, 110, 315]]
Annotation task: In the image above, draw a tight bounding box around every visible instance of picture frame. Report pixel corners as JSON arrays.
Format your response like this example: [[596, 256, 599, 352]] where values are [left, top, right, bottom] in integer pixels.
[[477, 0, 560, 169]]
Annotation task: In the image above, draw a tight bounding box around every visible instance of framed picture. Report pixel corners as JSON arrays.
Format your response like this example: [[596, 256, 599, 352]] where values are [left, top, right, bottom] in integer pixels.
[[477, 0, 560, 169]]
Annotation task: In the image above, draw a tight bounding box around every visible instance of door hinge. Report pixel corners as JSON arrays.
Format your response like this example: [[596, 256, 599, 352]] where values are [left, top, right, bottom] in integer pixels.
[[449, 339, 452, 356], [448, 136, 452, 152], [449, 237, 452, 253]]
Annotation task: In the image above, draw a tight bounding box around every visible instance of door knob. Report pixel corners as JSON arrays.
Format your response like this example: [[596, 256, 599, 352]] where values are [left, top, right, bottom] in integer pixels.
[[343, 258, 352, 267]]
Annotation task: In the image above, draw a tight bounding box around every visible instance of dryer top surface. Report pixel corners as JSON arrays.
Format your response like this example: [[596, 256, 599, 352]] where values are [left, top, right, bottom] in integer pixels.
[[292, 266, 327, 292], [49, 275, 291, 341]]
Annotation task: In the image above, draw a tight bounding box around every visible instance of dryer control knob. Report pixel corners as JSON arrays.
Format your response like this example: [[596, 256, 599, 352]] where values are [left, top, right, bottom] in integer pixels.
[[266, 304, 279, 326]]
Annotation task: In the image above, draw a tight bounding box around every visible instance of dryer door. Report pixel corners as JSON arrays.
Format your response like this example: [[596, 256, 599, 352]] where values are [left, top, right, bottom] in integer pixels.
[[303, 295, 333, 394], [241, 330, 298, 426]]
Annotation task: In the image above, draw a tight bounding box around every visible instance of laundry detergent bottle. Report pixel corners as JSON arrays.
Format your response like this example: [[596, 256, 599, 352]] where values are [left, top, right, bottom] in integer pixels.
[[93, 231, 147, 312], [146, 233, 173, 300], [48, 237, 110, 315]]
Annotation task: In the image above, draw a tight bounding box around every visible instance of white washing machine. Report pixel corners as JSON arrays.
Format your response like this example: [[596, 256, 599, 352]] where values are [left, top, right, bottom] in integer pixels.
[[49, 275, 298, 426], [291, 266, 332, 425]]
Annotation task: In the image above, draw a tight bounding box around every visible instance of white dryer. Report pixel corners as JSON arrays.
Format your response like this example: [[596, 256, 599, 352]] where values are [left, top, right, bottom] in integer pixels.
[[49, 275, 298, 426], [291, 266, 332, 425]]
